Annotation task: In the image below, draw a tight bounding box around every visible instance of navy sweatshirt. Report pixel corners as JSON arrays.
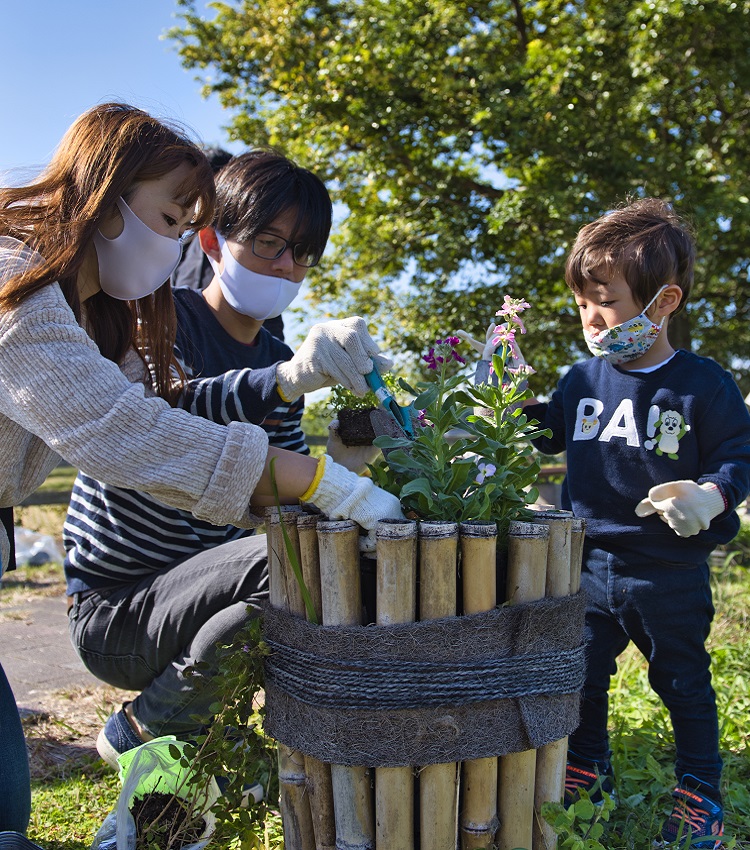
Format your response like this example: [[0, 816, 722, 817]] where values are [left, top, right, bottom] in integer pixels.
[[526, 350, 750, 563]]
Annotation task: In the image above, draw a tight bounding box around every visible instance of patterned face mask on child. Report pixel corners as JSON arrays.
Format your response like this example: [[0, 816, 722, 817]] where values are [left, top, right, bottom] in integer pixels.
[[94, 198, 183, 300], [583, 285, 668, 365]]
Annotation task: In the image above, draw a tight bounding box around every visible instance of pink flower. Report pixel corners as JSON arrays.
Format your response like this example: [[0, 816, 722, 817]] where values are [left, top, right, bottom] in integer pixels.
[[492, 326, 516, 347], [496, 295, 531, 318], [508, 363, 536, 377]]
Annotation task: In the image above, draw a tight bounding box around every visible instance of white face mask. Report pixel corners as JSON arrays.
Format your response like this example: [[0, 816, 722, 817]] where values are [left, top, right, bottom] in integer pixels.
[[583, 285, 668, 365], [208, 233, 301, 320], [94, 197, 183, 300]]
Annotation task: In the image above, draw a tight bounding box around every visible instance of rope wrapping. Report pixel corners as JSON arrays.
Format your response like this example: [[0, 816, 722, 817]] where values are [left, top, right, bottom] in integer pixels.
[[263, 591, 587, 767]]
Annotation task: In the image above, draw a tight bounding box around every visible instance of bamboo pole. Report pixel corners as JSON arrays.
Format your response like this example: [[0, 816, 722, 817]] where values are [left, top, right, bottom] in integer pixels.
[[528, 511, 573, 850], [375, 519, 418, 850], [298, 513, 324, 620], [561, 517, 586, 798], [317, 520, 375, 850], [497, 521, 549, 850], [418, 521, 460, 850], [459, 521, 499, 850], [266, 507, 316, 850], [297, 513, 337, 850]]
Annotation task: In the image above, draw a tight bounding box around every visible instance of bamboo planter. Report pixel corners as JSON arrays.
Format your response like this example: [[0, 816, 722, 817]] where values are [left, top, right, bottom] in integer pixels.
[[263, 508, 587, 850]]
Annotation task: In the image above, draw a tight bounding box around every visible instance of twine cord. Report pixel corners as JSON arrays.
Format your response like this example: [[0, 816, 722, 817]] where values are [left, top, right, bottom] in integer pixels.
[[262, 593, 588, 765], [265, 641, 586, 710]]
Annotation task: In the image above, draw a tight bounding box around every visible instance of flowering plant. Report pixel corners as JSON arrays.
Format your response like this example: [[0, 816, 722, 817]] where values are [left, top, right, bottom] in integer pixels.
[[369, 298, 549, 538]]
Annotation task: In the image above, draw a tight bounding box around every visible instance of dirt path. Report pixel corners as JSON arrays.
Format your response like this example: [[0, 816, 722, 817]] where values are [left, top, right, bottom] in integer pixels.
[[1, 562, 135, 780]]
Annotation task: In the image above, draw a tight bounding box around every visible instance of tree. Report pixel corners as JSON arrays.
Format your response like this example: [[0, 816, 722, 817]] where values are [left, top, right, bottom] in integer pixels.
[[171, 0, 750, 395]]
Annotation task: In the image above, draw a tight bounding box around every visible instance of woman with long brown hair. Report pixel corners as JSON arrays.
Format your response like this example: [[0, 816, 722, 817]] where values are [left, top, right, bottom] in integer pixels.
[[0, 103, 400, 840]]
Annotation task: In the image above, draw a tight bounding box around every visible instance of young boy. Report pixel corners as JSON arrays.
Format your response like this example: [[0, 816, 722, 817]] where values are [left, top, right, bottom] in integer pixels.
[[63, 151, 386, 773], [523, 198, 750, 847]]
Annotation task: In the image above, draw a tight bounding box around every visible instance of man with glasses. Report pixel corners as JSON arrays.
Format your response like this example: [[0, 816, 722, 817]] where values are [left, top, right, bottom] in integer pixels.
[[63, 151, 385, 774]]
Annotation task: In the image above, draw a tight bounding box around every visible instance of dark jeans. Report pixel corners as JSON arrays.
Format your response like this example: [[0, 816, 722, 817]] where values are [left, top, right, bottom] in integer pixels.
[[569, 545, 722, 789], [0, 661, 31, 831], [68, 536, 268, 739]]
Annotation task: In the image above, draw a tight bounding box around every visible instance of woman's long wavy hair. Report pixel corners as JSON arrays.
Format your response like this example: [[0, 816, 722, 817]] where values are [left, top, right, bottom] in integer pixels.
[[0, 102, 215, 403]]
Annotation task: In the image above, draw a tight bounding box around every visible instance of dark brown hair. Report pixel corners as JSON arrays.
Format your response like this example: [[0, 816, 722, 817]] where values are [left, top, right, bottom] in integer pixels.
[[0, 102, 215, 402], [213, 149, 332, 263], [565, 198, 695, 313]]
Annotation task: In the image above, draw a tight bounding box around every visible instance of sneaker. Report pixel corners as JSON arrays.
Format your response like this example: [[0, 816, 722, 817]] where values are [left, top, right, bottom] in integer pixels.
[[564, 753, 615, 806], [96, 707, 145, 770], [0, 833, 47, 850], [660, 776, 724, 848], [215, 775, 265, 806], [97, 709, 265, 808]]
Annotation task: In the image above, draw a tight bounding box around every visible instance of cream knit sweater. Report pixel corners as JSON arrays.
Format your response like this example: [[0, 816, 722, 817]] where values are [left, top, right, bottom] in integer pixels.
[[0, 237, 269, 571]]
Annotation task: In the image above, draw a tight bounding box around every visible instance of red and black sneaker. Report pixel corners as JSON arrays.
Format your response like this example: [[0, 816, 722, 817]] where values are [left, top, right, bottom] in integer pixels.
[[564, 753, 615, 806], [659, 776, 724, 848]]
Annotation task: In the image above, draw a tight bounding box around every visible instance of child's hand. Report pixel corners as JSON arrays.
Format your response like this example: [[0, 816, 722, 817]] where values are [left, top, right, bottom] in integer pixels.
[[456, 323, 499, 360], [456, 323, 527, 366], [635, 480, 726, 537]]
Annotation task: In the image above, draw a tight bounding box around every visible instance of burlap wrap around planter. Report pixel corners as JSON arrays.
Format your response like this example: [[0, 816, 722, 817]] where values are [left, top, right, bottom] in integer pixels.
[[263, 590, 587, 767]]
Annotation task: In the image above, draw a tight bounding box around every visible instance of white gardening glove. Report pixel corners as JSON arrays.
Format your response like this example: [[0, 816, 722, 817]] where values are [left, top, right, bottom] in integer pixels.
[[635, 480, 726, 538], [276, 317, 392, 402], [301, 455, 404, 553], [456, 322, 527, 369], [456, 323, 501, 361], [457, 323, 529, 399], [326, 419, 380, 475]]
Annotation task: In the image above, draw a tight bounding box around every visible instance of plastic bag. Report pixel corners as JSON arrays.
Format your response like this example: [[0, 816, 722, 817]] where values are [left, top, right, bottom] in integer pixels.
[[90, 737, 220, 850], [14, 527, 64, 567]]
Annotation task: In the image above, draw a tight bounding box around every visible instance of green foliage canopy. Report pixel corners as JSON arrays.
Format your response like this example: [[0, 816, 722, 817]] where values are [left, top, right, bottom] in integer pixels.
[[171, 0, 750, 395]]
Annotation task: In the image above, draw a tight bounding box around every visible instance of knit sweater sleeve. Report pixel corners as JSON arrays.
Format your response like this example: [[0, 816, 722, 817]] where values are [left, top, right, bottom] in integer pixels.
[[0, 280, 269, 528]]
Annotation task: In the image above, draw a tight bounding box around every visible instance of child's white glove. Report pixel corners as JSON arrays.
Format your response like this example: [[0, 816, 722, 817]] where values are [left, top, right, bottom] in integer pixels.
[[326, 419, 380, 475], [456, 324, 500, 360], [635, 480, 726, 538], [276, 317, 392, 402], [457, 323, 529, 395], [456, 323, 527, 365], [301, 455, 404, 552]]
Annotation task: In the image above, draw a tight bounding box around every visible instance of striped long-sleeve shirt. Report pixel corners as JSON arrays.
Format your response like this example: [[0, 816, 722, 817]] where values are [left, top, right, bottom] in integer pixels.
[[63, 288, 308, 593]]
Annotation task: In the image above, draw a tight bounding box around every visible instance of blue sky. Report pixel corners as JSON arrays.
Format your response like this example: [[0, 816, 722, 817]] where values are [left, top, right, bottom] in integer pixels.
[[0, 0, 331, 348], [0, 0, 243, 176]]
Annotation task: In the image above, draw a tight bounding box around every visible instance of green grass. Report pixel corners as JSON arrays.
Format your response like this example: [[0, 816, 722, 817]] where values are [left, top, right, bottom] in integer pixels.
[[29, 768, 121, 849], [34, 463, 78, 494], [23, 525, 750, 848]]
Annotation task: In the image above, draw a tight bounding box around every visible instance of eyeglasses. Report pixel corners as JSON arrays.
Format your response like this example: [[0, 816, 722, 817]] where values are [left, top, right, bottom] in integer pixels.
[[251, 232, 323, 268]]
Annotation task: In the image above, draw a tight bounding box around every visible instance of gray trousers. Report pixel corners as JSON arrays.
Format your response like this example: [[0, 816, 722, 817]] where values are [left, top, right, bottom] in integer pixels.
[[68, 535, 268, 738]]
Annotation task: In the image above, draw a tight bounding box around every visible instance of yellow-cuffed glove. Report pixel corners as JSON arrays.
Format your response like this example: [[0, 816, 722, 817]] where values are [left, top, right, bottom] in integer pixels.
[[301, 455, 404, 552], [635, 480, 726, 538]]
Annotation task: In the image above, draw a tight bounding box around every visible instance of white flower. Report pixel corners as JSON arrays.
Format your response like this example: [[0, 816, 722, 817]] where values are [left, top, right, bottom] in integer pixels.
[[475, 461, 497, 485]]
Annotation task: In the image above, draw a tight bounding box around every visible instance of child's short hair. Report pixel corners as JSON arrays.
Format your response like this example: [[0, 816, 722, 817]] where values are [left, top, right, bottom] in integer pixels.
[[565, 198, 695, 312]]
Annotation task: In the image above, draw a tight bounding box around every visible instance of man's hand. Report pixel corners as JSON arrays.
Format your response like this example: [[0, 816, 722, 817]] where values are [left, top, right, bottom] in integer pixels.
[[635, 480, 726, 537], [276, 317, 392, 401]]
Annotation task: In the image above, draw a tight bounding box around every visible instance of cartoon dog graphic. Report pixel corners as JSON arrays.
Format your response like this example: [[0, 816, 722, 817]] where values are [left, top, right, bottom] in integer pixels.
[[644, 409, 690, 459]]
